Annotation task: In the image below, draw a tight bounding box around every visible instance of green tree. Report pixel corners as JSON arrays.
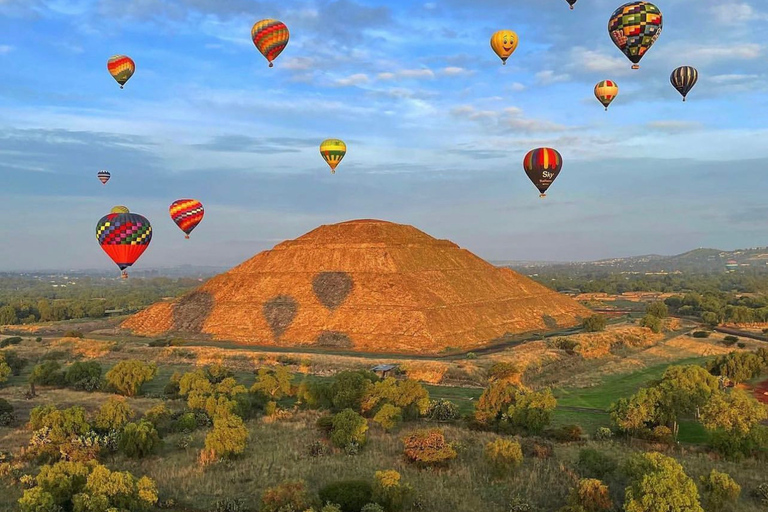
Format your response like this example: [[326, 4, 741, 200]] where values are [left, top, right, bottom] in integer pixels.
[[250, 366, 295, 399], [64, 362, 102, 392], [484, 438, 523, 477], [93, 397, 135, 432], [582, 315, 607, 333], [372, 470, 412, 512], [29, 405, 90, 446], [622, 452, 703, 512], [119, 420, 161, 458], [475, 381, 518, 424], [318, 480, 373, 512], [700, 470, 740, 512], [204, 413, 248, 458], [331, 409, 368, 449], [330, 370, 378, 412], [646, 301, 669, 319], [700, 389, 768, 457], [610, 386, 664, 435], [373, 403, 402, 432], [506, 387, 557, 434], [29, 361, 64, 387], [706, 352, 765, 384], [362, 378, 430, 419], [0, 358, 10, 385], [0, 305, 18, 324], [105, 360, 157, 397], [561, 479, 612, 512], [0, 397, 14, 426], [639, 315, 662, 333]]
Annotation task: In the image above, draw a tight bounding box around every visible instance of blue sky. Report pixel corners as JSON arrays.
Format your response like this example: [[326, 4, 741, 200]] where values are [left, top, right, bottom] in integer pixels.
[[1, 0, 767, 271]]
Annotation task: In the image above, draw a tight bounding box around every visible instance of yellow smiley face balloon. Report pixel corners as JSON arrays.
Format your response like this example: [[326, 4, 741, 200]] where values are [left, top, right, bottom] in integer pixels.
[[491, 30, 519, 65]]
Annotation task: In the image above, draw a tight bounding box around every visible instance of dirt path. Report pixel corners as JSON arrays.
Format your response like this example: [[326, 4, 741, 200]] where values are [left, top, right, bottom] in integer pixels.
[[754, 379, 768, 405]]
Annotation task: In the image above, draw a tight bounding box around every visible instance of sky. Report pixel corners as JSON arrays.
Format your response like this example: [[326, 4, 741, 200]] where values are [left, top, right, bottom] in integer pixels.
[[1, 0, 767, 271]]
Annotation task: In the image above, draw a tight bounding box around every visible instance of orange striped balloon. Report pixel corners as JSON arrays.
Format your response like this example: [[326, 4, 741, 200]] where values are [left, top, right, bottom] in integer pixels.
[[169, 199, 204, 239], [251, 19, 289, 67], [107, 55, 135, 89]]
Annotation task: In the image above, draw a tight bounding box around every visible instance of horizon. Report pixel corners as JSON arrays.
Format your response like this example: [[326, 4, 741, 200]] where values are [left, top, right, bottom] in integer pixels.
[[2, 0, 767, 272]]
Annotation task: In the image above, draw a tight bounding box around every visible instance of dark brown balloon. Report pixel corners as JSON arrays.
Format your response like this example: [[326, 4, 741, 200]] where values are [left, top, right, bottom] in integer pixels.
[[523, 147, 563, 197]]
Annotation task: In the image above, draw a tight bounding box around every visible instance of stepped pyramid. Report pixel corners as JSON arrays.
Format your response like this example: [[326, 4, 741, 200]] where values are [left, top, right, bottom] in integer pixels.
[[122, 219, 590, 354]]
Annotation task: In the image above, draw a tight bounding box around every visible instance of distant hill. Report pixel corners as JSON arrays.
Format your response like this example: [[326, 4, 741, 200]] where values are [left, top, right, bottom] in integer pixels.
[[500, 247, 768, 274]]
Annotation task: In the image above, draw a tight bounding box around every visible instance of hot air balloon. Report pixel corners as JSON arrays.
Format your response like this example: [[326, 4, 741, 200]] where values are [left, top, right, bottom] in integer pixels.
[[107, 55, 135, 88], [97, 170, 111, 185], [595, 80, 619, 111], [319, 139, 347, 174], [110, 206, 129, 214], [251, 19, 289, 67], [523, 148, 563, 198], [566, 0, 578, 9], [169, 199, 204, 239], [670, 66, 698, 101], [96, 212, 152, 279], [608, 2, 662, 69], [490, 30, 519, 65]]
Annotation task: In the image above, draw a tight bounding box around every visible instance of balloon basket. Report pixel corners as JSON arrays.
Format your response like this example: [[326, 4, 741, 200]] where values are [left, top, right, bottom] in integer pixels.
[[570, 5, 574, 9], [502, 61, 507, 66], [631, 65, 639, 70], [121, 271, 128, 279], [185, 235, 190, 239], [539, 193, 546, 198], [120, 85, 124, 89], [605, 107, 608, 111], [682, 97, 686, 102], [269, 62, 274, 68], [331, 170, 335, 174]]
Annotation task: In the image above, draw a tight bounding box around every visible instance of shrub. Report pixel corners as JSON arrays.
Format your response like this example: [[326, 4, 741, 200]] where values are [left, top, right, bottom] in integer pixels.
[[507, 496, 535, 512], [330, 409, 368, 450], [119, 420, 161, 458], [577, 448, 617, 479], [64, 361, 102, 391], [205, 413, 248, 459], [0, 336, 23, 348], [105, 360, 157, 396], [361, 504, 385, 512], [372, 470, 412, 512], [205, 363, 234, 384], [753, 483, 768, 505], [551, 424, 583, 442], [594, 427, 613, 441], [148, 339, 170, 347], [582, 315, 607, 333], [548, 337, 580, 355], [318, 480, 373, 512], [164, 372, 182, 398], [640, 315, 662, 333], [722, 336, 739, 346], [622, 452, 702, 512], [646, 301, 669, 319], [144, 403, 173, 435], [426, 399, 461, 422], [373, 404, 402, 432], [93, 397, 135, 432], [35, 336, 42, 342], [62, 330, 84, 338], [0, 350, 27, 376], [29, 361, 64, 387], [29, 405, 90, 446], [693, 331, 711, 338], [520, 439, 554, 459], [466, 352, 477, 360], [651, 425, 673, 444], [488, 362, 521, 382], [402, 429, 456, 466], [213, 497, 249, 512], [260, 481, 311, 512], [737, 342, 747, 349], [484, 438, 523, 477], [309, 440, 331, 457], [251, 366, 294, 399], [0, 398, 14, 426], [564, 478, 612, 512], [700, 470, 740, 511], [173, 412, 198, 433]]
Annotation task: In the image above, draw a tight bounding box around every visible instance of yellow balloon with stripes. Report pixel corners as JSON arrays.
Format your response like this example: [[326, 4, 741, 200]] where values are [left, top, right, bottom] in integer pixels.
[[320, 139, 347, 174], [594, 80, 619, 111]]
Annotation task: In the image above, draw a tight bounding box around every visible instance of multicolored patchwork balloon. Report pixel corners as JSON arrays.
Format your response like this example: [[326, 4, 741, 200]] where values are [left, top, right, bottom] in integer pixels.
[[670, 66, 698, 101], [594, 80, 619, 111], [608, 2, 662, 69], [96, 212, 152, 278], [252, 19, 289, 67], [107, 55, 135, 88], [319, 139, 347, 174], [523, 148, 563, 198], [169, 199, 204, 239], [97, 170, 111, 185], [490, 30, 519, 65]]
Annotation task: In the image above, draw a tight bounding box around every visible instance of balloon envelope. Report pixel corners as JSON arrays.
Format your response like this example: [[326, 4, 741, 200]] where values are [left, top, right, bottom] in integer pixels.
[[670, 66, 698, 101], [107, 55, 135, 88], [608, 2, 662, 69], [523, 148, 563, 197], [169, 199, 204, 238], [252, 19, 289, 67], [97, 170, 111, 185], [490, 30, 519, 65], [595, 80, 619, 110], [96, 212, 152, 276], [319, 139, 347, 174], [566, 0, 578, 9]]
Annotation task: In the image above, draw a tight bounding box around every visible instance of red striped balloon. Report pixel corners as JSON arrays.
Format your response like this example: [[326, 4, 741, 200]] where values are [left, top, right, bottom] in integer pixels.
[[169, 199, 204, 239], [251, 19, 289, 67]]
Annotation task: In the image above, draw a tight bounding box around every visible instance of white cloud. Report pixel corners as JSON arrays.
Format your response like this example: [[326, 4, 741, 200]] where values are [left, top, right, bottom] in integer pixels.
[[646, 121, 704, 134], [333, 73, 370, 87], [0, 45, 13, 54], [450, 105, 567, 133], [710, 2, 768, 24], [282, 57, 316, 71], [535, 70, 570, 85], [566, 47, 631, 74], [440, 66, 472, 77], [377, 68, 435, 80], [709, 74, 760, 84], [508, 82, 526, 92], [673, 43, 762, 62]]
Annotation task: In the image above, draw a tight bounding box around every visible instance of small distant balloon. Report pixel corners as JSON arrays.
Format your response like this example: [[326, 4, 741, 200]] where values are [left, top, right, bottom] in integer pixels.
[[594, 80, 619, 111], [566, 0, 578, 9], [490, 30, 519, 65], [107, 55, 135, 88], [97, 170, 111, 185], [608, 2, 662, 69], [169, 199, 204, 239], [319, 139, 347, 174], [670, 66, 698, 101], [252, 19, 289, 67], [96, 211, 152, 279], [110, 206, 129, 214], [523, 148, 563, 198]]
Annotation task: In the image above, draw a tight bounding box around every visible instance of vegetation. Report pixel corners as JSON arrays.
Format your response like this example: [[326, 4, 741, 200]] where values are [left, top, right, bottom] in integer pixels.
[[581, 315, 607, 333], [105, 360, 157, 397]]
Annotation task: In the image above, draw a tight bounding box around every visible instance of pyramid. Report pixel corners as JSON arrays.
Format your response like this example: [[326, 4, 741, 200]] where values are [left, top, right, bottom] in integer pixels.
[[122, 219, 591, 354]]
